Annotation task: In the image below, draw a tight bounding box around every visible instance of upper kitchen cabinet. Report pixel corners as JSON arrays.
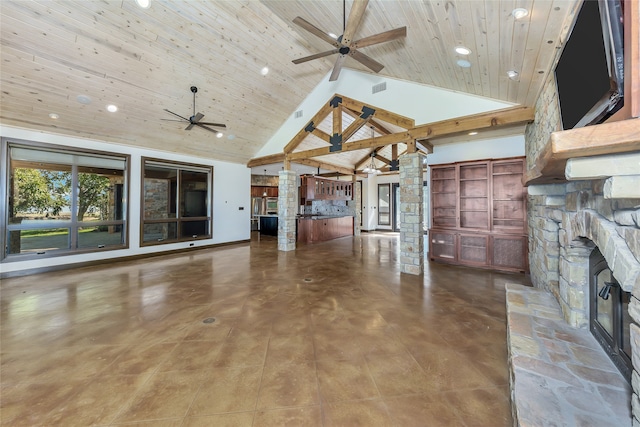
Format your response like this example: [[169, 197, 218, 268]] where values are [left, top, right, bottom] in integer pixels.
[[300, 176, 353, 204]]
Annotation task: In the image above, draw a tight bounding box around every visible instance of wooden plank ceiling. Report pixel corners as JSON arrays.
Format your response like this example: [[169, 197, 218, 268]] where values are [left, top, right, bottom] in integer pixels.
[[0, 0, 576, 168]]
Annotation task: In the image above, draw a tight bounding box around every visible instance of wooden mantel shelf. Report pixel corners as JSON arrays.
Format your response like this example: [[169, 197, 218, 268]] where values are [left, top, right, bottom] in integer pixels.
[[524, 118, 640, 185]]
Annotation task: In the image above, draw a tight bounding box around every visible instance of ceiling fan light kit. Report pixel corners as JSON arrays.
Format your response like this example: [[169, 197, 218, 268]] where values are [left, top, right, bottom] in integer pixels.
[[163, 86, 226, 136], [292, 0, 407, 81]]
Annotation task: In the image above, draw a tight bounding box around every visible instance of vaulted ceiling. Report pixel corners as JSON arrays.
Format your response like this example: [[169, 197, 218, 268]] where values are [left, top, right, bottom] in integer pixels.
[[0, 0, 576, 167]]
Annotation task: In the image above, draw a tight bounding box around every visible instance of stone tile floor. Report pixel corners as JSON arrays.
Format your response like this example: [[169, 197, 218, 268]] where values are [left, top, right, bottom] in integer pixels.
[[506, 284, 632, 427]]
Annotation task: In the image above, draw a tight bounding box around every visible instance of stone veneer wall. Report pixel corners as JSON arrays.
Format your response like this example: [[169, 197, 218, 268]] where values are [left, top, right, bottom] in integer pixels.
[[526, 70, 640, 423], [251, 174, 279, 187], [277, 170, 297, 251], [399, 153, 424, 275], [349, 181, 361, 236]]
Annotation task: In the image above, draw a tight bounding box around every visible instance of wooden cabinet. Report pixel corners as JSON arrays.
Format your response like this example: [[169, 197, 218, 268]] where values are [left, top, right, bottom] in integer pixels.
[[251, 186, 278, 197], [429, 157, 527, 272], [300, 176, 353, 203], [297, 216, 354, 243]]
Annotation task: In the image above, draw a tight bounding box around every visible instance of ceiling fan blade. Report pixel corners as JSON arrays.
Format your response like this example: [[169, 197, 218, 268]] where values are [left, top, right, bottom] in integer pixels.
[[293, 48, 340, 64], [353, 26, 407, 49], [195, 123, 220, 134], [198, 122, 226, 128], [329, 54, 347, 81], [164, 109, 189, 122], [293, 16, 340, 47], [161, 118, 185, 122], [350, 50, 384, 73], [342, 0, 369, 46]]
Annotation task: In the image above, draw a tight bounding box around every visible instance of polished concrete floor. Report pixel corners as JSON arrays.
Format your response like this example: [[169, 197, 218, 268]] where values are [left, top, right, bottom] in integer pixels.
[[1, 232, 531, 426]]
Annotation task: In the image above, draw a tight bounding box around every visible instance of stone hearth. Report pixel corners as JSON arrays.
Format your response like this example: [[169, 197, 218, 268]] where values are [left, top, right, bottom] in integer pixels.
[[526, 179, 640, 425]]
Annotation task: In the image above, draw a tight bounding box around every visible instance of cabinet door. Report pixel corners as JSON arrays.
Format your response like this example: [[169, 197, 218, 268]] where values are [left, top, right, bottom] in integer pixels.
[[491, 235, 527, 271], [459, 162, 489, 230], [458, 233, 489, 266], [430, 230, 457, 262], [431, 166, 457, 228], [491, 159, 525, 232]]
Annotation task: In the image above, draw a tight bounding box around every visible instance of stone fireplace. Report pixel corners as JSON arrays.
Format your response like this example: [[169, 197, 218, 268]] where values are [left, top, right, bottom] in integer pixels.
[[526, 179, 640, 423]]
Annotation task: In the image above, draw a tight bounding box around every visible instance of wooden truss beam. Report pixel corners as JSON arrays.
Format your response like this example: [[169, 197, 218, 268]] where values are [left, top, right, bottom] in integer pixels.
[[289, 131, 412, 160], [283, 101, 335, 154], [290, 158, 355, 175], [247, 152, 285, 168], [409, 106, 534, 141], [339, 95, 415, 129]]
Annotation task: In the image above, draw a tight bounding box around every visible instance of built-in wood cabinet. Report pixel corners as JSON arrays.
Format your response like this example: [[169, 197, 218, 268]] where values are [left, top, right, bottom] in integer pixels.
[[299, 176, 353, 204], [429, 157, 527, 272], [297, 216, 354, 243], [251, 186, 278, 197]]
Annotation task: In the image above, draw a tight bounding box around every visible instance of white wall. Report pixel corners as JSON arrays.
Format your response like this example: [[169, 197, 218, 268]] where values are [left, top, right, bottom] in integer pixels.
[[0, 126, 251, 276], [426, 134, 525, 166]]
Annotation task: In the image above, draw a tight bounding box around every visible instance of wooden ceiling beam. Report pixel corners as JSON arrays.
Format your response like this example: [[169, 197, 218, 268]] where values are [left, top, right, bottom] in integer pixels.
[[339, 94, 415, 129], [292, 158, 355, 175], [247, 152, 285, 167], [333, 104, 342, 137], [342, 115, 371, 143], [289, 131, 411, 160], [374, 154, 391, 165], [342, 108, 392, 135], [311, 127, 331, 143], [409, 106, 534, 141], [283, 101, 335, 154], [416, 139, 434, 154]]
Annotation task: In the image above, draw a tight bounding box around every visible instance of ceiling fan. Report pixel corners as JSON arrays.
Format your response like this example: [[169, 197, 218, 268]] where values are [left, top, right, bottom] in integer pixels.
[[163, 86, 226, 135], [292, 0, 406, 81]]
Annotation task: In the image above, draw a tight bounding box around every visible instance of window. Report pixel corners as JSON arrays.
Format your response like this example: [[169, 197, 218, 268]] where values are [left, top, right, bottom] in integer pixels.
[[141, 158, 212, 245], [378, 183, 390, 225], [3, 141, 128, 259]]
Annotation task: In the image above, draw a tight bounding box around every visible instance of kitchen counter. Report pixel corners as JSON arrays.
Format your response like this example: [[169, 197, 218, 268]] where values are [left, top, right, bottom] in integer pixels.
[[297, 215, 353, 243]]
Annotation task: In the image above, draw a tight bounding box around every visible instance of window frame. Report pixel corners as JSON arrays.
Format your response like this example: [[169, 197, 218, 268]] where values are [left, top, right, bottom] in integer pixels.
[[378, 183, 391, 226], [1, 138, 130, 261], [140, 157, 213, 246]]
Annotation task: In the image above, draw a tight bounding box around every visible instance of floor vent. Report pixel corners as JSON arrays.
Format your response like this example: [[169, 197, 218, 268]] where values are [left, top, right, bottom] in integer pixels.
[[294, 110, 303, 119], [372, 82, 387, 94]]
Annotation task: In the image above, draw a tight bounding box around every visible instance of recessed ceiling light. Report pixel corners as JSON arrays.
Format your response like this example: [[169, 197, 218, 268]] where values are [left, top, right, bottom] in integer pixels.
[[135, 0, 150, 9], [507, 70, 519, 80], [468, 131, 478, 136], [328, 32, 338, 39], [455, 46, 471, 55], [512, 8, 529, 19], [261, 66, 269, 76], [457, 59, 471, 68], [216, 132, 223, 138], [76, 95, 92, 105], [106, 104, 118, 113], [49, 113, 59, 120]]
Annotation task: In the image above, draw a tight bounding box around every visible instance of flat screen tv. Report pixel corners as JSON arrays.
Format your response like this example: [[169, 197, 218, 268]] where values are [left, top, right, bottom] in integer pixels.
[[554, 0, 624, 130]]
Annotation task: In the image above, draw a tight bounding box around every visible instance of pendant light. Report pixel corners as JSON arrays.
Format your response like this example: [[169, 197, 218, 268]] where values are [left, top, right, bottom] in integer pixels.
[[262, 169, 268, 196], [363, 126, 381, 175]]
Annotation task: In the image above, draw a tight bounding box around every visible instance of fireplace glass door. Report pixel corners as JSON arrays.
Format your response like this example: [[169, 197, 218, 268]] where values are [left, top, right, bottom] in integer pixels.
[[590, 248, 632, 381]]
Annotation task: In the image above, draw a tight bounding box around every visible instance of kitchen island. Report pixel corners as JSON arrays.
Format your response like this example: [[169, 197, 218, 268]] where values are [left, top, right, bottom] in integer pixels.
[[257, 215, 278, 236], [297, 215, 353, 244]]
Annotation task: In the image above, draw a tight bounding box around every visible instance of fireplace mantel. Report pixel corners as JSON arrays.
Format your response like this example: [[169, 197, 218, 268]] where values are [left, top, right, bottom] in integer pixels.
[[524, 118, 640, 185], [525, 0, 639, 186]]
